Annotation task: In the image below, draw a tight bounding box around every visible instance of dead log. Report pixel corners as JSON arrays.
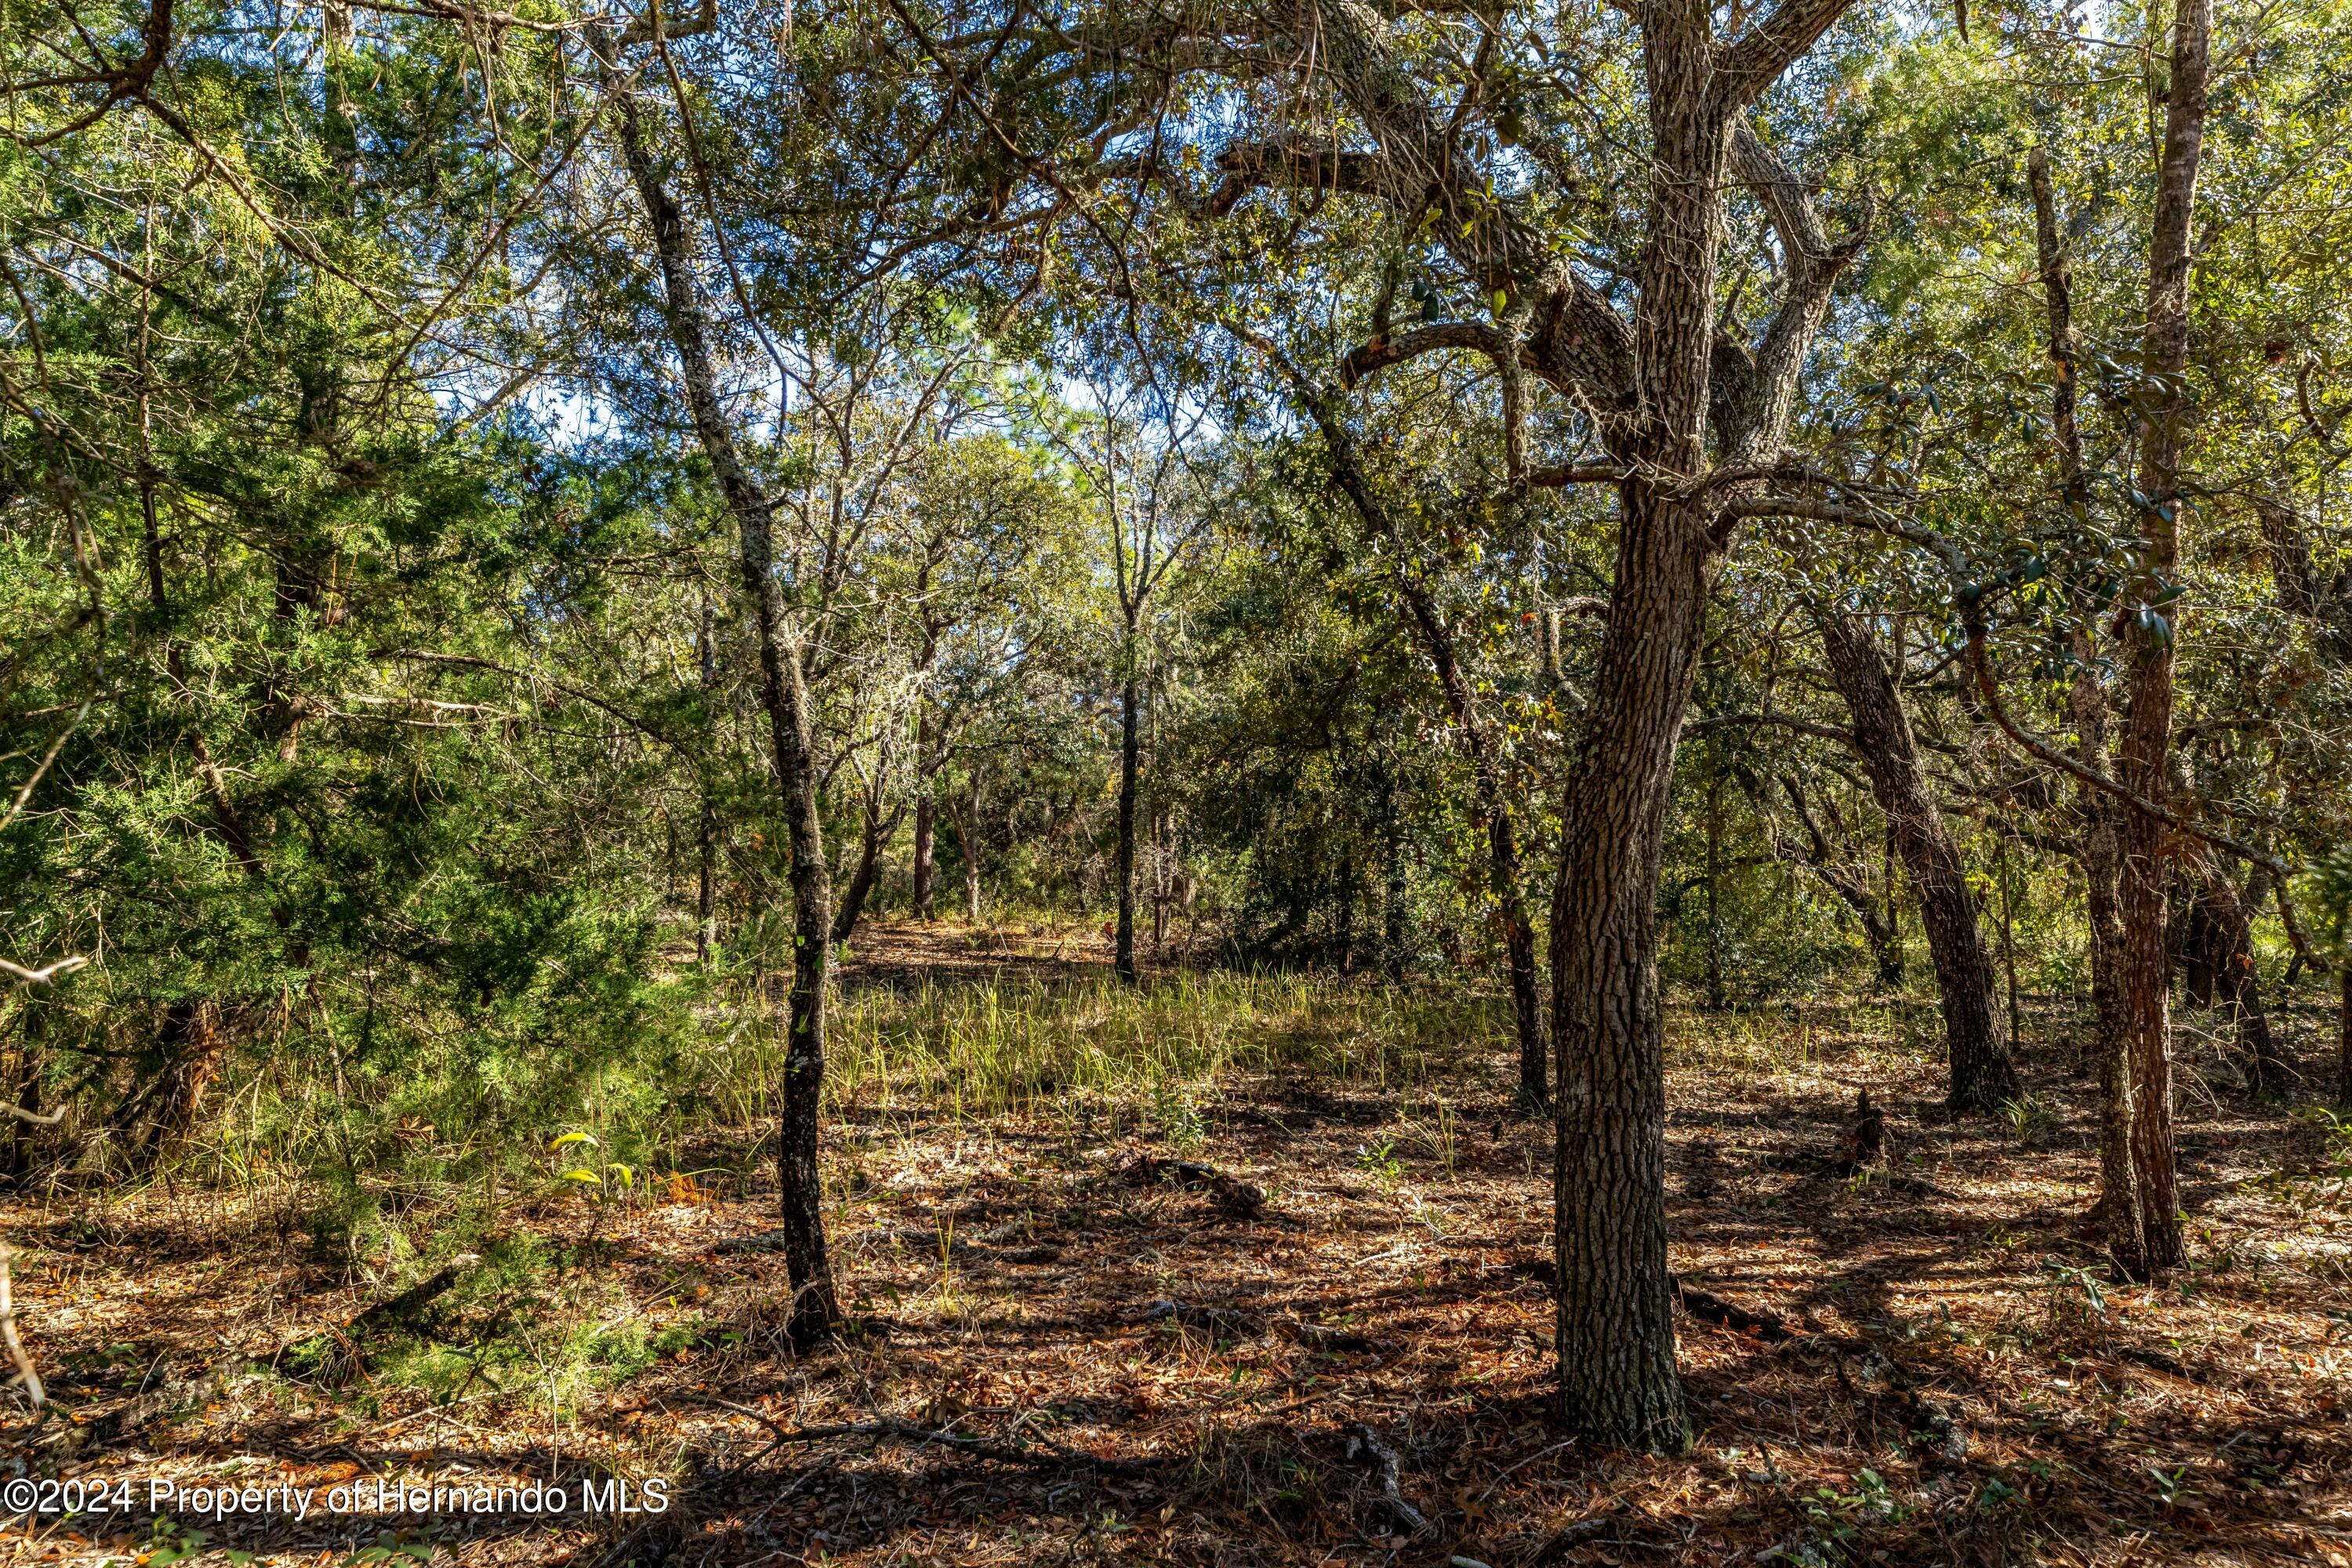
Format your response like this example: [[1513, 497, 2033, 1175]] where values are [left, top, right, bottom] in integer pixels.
[[1123, 1155, 1263, 1217], [278, 1254, 478, 1385]]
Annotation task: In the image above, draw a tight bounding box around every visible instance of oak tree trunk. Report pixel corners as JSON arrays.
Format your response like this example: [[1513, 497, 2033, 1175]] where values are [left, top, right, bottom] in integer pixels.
[[1549, 486, 1712, 1453]]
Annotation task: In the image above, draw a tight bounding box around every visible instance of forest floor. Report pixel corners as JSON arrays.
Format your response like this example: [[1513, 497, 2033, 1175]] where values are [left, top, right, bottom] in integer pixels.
[[2, 924, 2350, 1567]]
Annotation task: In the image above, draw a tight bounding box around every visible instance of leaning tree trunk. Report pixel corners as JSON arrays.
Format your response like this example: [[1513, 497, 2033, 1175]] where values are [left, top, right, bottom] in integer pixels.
[[831, 767, 901, 945], [1114, 632, 1142, 983], [1403, 586, 1548, 1105], [1549, 486, 1714, 1453], [2108, 0, 2209, 1280], [604, 48, 838, 1334], [1814, 609, 2020, 1111], [1294, 426, 1551, 1104]]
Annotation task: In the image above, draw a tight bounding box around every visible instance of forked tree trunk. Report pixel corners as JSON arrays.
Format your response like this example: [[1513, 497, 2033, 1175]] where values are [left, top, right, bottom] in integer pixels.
[[830, 786, 900, 945], [2107, 0, 2209, 1280], [1814, 609, 2020, 1111], [604, 48, 838, 1334]]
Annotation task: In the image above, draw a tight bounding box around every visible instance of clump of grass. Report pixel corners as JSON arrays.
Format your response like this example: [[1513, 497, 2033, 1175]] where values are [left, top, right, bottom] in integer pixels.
[[810, 972, 1497, 1133]]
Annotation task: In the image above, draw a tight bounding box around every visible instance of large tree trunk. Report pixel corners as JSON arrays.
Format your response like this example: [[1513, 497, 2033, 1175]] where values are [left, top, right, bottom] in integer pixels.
[[605, 52, 838, 1334], [2108, 0, 2209, 1280], [1549, 487, 1712, 1454], [1114, 636, 1141, 983], [1814, 609, 2020, 1111]]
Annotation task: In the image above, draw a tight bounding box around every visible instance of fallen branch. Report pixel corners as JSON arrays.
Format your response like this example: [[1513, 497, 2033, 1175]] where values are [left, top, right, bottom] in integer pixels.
[[709, 1403, 1161, 1475], [1343, 1421, 1430, 1537], [1123, 1155, 1264, 1217], [1672, 1279, 1793, 1341]]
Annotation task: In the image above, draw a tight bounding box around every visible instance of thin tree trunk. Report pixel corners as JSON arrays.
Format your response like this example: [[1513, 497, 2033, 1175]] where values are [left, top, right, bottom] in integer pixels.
[[1704, 761, 1726, 1011], [962, 768, 983, 924], [1998, 834, 2023, 1050], [912, 719, 938, 920], [697, 600, 720, 967], [1386, 573, 1548, 1104], [1815, 609, 2020, 1111], [2338, 966, 2351, 1106], [2192, 857, 2286, 1098], [2108, 0, 2209, 1279], [831, 780, 900, 945], [1115, 634, 1141, 983], [604, 51, 838, 1334], [1380, 760, 1408, 982], [2031, 143, 2139, 1242], [1152, 808, 1171, 956]]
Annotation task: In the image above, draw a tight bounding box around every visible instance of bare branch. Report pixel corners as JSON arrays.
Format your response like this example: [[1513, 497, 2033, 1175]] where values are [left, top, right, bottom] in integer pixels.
[[0, 957, 87, 988]]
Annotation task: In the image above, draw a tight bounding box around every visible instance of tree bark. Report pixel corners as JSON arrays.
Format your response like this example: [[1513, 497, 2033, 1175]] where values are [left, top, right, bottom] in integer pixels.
[[604, 50, 839, 1334], [1549, 486, 1712, 1454], [830, 776, 902, 945], [1814, 609, 2020, 1111], [2107, 0, 2209, 1279]]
